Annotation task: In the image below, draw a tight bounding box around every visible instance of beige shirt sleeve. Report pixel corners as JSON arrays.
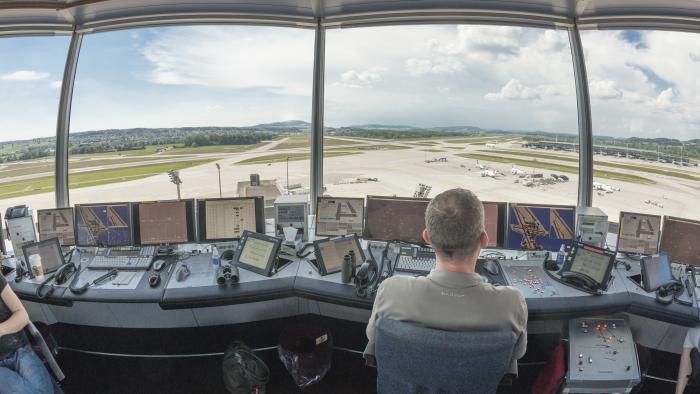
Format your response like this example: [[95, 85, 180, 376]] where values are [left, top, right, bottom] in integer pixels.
[[509, 293, 529, 375], [363, 282, 387, 366]]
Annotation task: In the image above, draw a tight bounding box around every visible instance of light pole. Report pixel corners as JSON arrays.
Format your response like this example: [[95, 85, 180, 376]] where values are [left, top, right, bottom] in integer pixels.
[[215, 163, 222, 198], [167, 169, 182, 200], [286, 156, 290, 194]]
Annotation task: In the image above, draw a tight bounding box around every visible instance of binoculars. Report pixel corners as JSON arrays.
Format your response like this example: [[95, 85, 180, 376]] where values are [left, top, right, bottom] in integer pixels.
[[217, 264, 240, 285]]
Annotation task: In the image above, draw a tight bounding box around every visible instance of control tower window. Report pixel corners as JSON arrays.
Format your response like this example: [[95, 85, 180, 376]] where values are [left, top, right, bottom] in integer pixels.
[[581, 30, 700, 222], [0, 36, 71, 215], [323, 25, 578, 204], [67, 26, 314, 206]]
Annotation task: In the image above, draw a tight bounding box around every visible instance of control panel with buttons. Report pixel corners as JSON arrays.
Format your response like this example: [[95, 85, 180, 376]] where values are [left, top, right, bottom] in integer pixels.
[[564, 316, 640, 393]]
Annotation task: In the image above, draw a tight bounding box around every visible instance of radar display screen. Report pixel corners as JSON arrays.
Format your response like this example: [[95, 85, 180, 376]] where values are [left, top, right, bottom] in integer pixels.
[[234, 230, 281, 277], [660, 216, 700, 266], [198, 197, 264, 242], [37, 208, 75, 246], [75, 203, 131, 247], [316, 197, 364, 237], [483, 201, 507, 248], [364, 196, 430, 244], [617, 212, 661, 255], [135, 201, 191, 245], [507, 203, 575, 251], [567, 244, 614, 287]]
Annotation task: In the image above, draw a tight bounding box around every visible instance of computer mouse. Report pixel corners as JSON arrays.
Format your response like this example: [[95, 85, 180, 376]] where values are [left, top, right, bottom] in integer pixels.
[[148, 274, 161, 288], [483, 259, 500, 276], [152, 259, 166, 272], [176, 264, 191, 282]]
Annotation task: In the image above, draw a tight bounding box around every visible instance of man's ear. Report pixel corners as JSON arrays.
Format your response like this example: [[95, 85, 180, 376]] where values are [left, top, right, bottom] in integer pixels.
[[423, 229, 431, 245], [480, 231, 489, 247]]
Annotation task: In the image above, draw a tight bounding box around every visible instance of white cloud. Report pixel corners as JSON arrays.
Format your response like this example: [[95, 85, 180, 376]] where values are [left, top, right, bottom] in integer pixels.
[[333, 67, 386, 88], [50, 80, 62, 89], [1, 70, 49, 81], [589, 80, 623, 100], [406, 57, 463, 76], [655, 87, 676, 109], [485, 79, 541, 101], [206, 104, 224, 111]]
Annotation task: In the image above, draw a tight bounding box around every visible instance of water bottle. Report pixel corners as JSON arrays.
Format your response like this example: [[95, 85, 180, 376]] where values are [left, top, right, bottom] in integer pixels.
[[556, 244, 566, 266], [341, 255, 353, 284], [348, 250, 357, 277]]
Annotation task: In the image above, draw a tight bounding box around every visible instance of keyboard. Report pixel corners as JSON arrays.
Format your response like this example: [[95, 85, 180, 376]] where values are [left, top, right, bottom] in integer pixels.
[[395, 246, 436, 274], [87, 246, 156, 271]]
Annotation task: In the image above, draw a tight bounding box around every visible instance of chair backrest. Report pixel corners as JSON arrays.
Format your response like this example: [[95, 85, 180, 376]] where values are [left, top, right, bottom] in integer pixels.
[[375, 318, 516, 394], [24, 321, 65, 382]]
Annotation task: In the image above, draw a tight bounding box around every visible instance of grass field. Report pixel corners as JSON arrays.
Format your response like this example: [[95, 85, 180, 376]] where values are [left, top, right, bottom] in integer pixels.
[[328, 144, 410, 152], [420, 149, 446, 153], [411, 142, 440, 146], [269, 135, 364, 150], [457, 153, 655, 185], [234, 151, 360, 165], [160, 143, 266, 155], [481, 149, 700, 182], [444, 136, 509, 144], [0, 159, 216, 200]]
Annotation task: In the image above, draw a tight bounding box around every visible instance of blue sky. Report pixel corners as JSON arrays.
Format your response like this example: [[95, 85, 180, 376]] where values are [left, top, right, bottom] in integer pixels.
[[0, 26, 699, 143]]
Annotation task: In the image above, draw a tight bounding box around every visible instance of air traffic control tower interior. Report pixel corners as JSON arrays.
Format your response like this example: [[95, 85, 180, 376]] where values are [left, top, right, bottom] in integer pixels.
[[2, 1, 700, 393]]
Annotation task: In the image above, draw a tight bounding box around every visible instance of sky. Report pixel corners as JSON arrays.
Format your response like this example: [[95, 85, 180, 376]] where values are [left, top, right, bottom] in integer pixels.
[[0, 25, 699, 142]]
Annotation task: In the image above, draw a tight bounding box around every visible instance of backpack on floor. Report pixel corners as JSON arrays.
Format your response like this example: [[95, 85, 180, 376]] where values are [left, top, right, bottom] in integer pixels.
[[222, 341, 270, 394]]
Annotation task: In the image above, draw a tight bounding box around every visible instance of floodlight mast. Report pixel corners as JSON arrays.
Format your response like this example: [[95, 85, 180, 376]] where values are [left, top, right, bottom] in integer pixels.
[[167, 169, 182, 200], [215, 163, 222, 198]]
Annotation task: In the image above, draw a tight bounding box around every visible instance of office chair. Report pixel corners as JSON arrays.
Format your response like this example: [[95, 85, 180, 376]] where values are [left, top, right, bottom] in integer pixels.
[[21, 321, 65, 393], [375, 318, 516, 394]]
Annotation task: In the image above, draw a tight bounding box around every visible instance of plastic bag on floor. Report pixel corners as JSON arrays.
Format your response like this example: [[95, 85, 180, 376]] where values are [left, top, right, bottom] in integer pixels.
[[222, 341, 270, 394], [278, 323, 333, 388]]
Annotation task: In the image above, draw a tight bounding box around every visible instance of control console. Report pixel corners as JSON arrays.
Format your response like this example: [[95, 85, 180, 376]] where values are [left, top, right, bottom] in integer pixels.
[[503, 264, 558, 298], [565, 316, 640, 393]]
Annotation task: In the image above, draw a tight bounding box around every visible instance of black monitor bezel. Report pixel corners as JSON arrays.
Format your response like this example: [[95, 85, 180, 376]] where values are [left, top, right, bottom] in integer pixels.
[[233, 230, 281, 277], [506, 202, 576, 251], [197, 196, 265, 242], [132, 199, 196, 246], [659, 215, 700, 265], [616, 211, 662, 255], [363, 195, 431, 245], [561, 241, 616, 291], [315, 196, 366, 237], [313, 235, 366, 275], [74, 202, 133, 247], [482, 201, 507, 248], [36, 207, 76, 247], [640, 252, 676, 292], [21, 237, 66, 278]]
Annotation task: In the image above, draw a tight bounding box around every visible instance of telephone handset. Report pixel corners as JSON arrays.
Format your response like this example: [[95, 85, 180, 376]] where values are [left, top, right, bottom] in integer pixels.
[[35, 262, 77, 299], [561, 271, 602, 294]]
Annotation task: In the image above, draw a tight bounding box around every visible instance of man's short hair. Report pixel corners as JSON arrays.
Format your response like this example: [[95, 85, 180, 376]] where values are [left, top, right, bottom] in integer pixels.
[[425, 188, 484, 258]]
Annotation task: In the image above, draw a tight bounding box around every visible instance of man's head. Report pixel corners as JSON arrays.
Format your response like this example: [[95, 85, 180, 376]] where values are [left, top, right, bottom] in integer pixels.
[[423, 188, 488, 261]]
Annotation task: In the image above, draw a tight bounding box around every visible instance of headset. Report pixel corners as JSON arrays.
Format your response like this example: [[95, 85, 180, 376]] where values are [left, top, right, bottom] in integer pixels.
[[35, 262, 78, 299]]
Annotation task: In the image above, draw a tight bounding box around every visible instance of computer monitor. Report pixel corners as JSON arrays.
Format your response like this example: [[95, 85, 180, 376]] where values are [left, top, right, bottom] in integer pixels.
[[617, 212, 661, 255], [74, 203, 132, 247], [197, 197, 265, 242], [641, 253, 676, 292], [507, 203, 575, 251], [234, 230, 281, 277], [316, 197, 365, 237], [37, 208, 75, 246], [660, 216, 700, 266], [313, 235, 366, 275], [132, 200, 196, 245], [562, 242, 615, 291], [22, 238, 65, 278], [363, 196, 430, 245], [483, 201, 507, 248]]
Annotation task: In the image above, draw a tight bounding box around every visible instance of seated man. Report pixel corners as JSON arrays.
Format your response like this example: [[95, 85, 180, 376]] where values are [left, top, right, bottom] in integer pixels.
[[364, 188, 528, 375], [676, 326, 700, 394], [0, 272, 54, 394]]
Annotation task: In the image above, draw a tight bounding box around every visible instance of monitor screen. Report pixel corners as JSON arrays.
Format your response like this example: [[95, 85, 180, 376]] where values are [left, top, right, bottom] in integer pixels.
[[660, 216, 700, 265], [364, 196, 430, 244], [642, 253, 675, 291], [483, 201, 506, 248], [22, 239, 64, 276], [75, 203, 132, 247], [316, 236, 365, 274], [199, 197, 263, 241], [135, 201, 192, 245], [568, 244, 614, 287], [239, 236, 276, 270], [507, 204, 575, 251], [617, 212, 661, 255], [37, 208, 75, 246], [316, 197, 364, 237]]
